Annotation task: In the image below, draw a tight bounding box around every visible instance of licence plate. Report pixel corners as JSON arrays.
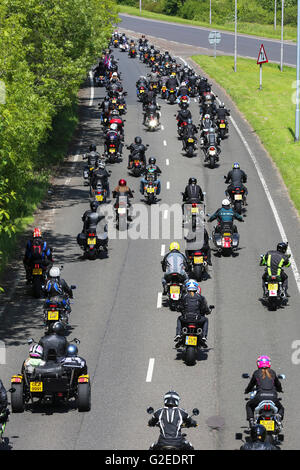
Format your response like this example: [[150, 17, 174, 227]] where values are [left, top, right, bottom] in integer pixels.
[[109, 148, 116, 153], [140, 89, 145, 93], [185, 336, 197, 346], [118, 208, 126, 214], [32, 268, 42, 275], [191, 207, 198, 214], [188, 138, 194, 143], [96, 195, 103, 201], [219, 123, 226, 128], [194, 256, 203, 264], [260, 420, 275, 431], [170, 286, 180, 295], [119, 105, 124, 109], [234, 194, 243, 200], [88, 237, 96, 245], [30, 382, 43, 393], [268, 283, 278, 291], [223, 233, 231, 236], [48, 311, 59, 321], [147, 187, 154, 193], [162, 87, 166, 91]]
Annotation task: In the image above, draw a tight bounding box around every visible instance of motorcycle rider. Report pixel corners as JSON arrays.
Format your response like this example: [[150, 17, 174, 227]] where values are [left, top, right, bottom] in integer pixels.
[[59, 344, 88, 378], [216, 102, 230, 123], [99, 97, 111, 125], [181, 118, 198, 151], [113, 179, 134, 221], [39, 321, 69, 361], [148, 391, 197, 450], [175, 280, 211, 348], [127, 136, 148, 169], [225, 162, 248, 200], [244, 356, 284, 429], [136, 76, 148, 96], [23, 344, 46, 375], [104, 123, 123, 157], [176, 103, 192, 134], [45, 266, 74, 302], [143, 100, 160, 127], [161, 242, 189, 295], [177, 82, 190, 104], [240, 424, 279, 450], [77, 201, 108, 252], [166, 74, 179, 98], [140, 157, 162, 196], [90, 160, 110, 196], [260, 242, 291, 297], [23, 228, 54, 282], [182, 177, 204, 205], [208, 198, 244, 233]]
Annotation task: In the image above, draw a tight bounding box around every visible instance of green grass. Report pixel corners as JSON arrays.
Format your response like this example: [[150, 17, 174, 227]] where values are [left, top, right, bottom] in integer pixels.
[[191, 55, 300, 213], [0, 101, 79, 275], [118, 4, 297, 42]]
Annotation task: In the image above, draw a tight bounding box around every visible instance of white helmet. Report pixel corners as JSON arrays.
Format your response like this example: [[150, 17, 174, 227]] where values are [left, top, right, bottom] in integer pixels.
[[49, 266, 60, 278], [181, 81, 186, 87], [110, 123, 118, 131], [222, 199, 230, 207]]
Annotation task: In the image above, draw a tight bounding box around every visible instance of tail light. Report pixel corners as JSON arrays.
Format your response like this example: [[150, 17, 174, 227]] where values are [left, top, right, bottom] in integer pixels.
[[210, 147, 215, 151], [194, 252, 203, 256], [188, 324, 196, 329], [192, 203, 197, 207], [34, 264, 40, 268], [220, 119, 225, 123], [89, 233, 95, 237]]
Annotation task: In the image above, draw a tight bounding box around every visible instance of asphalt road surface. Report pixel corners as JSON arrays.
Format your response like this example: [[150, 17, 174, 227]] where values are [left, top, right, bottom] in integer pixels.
[[119, 13, 297, 66], [1, 39, 300, 450]]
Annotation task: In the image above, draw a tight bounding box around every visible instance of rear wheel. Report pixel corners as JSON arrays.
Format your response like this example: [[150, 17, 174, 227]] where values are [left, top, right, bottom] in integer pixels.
[[11, 383, 25, 413], [193, 265, 204, 282], [234, 201, 242, 214], [32, 276, 42, 298], [77, 383, 91, 412], [209, 156, 215, 169], [185, 347, 196, 366], [186, 146, 194, 158]]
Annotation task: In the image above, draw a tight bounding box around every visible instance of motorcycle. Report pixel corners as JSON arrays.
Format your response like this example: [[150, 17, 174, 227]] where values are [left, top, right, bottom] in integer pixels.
[[261, 269, 288, 311], [165, 273, 185, 311], [78, 230, 108, 260], [204, 144, 219, 169], [119, 42, 128, 52], [113, 38, 119, 48], [128, 47, 137, 58], [177, 306, 214, 365], [91, 180, 108, 205], [186, 249, 208, 282], [143, 173, 158, 205], [225, 181, 246, 215], [144, 111, 160, 131], [211, 222, 239, 256], [115, 194, 133, 231], [242, 373, 285, 445], [29, 262, 49, 298], [43, 291, 75, 331], [94, 75, 106, 88], [217, 119, 229, 139], [160, 84, 167, 99], [183, 135, 197, 157], [137, 85, 147, 102], [146, 406, 199, 450], [167, 88, 177, 104], [177, 120, 188, 139]]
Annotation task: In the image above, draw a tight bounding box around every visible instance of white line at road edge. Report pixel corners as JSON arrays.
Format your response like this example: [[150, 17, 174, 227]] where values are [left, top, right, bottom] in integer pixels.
[[179, 55, 300, 295], [157, 292, 162, 308], [146, 358, 155, 382]]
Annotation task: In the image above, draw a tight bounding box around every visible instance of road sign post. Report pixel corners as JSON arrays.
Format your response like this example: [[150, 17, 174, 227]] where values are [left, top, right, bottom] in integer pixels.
[[257, 44, 268, 90], [208, 31, 221, 58]]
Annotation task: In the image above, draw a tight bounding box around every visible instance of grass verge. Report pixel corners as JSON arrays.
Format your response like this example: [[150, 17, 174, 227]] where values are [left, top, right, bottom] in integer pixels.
[[0, 101, 79, 274], [118, 5, 297, 42], [191, 54, 300, 214]]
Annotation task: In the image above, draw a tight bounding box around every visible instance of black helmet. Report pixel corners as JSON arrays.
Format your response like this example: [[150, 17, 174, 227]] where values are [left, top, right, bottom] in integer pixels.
[[189, 177, 197, 185], [277, 242, 288, 254], [89, 144, 97, 152], [134, 136, 142, 145], [250, 424, 267, 442], [149, 157, 156, 165], [90, 201, 98, 212], [164, 390, 180, 408], [52, 321, 65, 336], [67, 344, 78, 357], [181, 102, 188, 110]]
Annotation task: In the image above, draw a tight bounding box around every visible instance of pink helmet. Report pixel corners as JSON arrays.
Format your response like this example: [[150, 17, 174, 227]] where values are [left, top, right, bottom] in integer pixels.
[[256, 355, 271, 369], [29, 344, 43, 358]]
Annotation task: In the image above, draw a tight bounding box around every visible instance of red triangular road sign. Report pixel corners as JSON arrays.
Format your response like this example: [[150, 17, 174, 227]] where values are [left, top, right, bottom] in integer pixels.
[[257, 44, 268, 65]]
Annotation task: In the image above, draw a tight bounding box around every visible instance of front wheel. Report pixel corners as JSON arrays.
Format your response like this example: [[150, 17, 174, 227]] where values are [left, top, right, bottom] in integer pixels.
[[185, 347, 196, 366]]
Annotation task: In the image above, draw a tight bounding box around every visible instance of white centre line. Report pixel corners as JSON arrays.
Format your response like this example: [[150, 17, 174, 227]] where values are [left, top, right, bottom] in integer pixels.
[[163, 210, 168, 219], [166, 181, 170, 190], [146, 358, 155, 383], [157, 292, 162, 308], [166, 158, 169, 166], [161, 244, 165, 256], [163, 140, 167, 146], [161, 125, 164, 130]]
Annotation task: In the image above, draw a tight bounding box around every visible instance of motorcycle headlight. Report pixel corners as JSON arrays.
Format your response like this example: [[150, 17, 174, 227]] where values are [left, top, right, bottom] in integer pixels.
[[149, 119, 157, 127]]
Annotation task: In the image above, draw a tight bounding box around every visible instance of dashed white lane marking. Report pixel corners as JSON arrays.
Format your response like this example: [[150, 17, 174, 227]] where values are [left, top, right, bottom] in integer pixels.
[[157, 292, 162, 309], [161, 125, 164, 130], [163, 140, 167, 146], [166, 181, 170, 190], [146, 358, 155, 383], [163, 210, 168, 219], [89, 71, 94, 107], [161, 244, 165, 256], [166, 159, 170, 166]]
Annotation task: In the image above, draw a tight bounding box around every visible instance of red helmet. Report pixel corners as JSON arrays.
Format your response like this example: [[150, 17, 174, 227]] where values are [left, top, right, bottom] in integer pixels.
[[119, 179, 126, 187], [33, 228, 42, 238]]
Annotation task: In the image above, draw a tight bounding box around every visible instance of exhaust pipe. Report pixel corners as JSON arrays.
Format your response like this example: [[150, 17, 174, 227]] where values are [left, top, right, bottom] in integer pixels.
[[280, 292, 286, 299], [218, 248, 222, 253]]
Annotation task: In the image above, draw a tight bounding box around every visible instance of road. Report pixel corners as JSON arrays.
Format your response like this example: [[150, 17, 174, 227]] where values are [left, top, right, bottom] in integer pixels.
[[1, 40, 300, 450], [119, 13, 297, 66]]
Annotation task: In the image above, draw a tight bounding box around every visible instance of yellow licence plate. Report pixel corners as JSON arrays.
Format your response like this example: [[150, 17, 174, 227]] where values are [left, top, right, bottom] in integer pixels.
[[48, 311, 59, 321], [185, 336, 197, 346], [30, 382, 43, 393], [109, 148, 116, 153], [162, 87, 166, 91], [88, 238, 96, 245], [147, 187, 155, 193], [234, 194, 243, 200], [194, 256, 203, 264], [191, 208, 198, 214], [268, 283, 278, 291], [260, 420, 275, 431], [119, 105, 124, 109], [223, 233, 231, 236], [220, 123, 226, 128], [96, 195, 103, 201], [32, 268, 42, 275], [140, 89, 145, 93], [170, 286, 180, 294], [188, 138, 194, 143]]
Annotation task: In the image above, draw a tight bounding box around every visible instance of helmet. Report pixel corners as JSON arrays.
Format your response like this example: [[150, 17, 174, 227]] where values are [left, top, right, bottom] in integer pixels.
[[165, 51, 169, 55], [90, 201, 98, 212], [149, 157, 156, 165], [169, 242, 180, 251], [29, 344, 43, 359], [67, 344, 78, 357], [181, 81, 186, 87], [232, 162, 240, 169], [49, 266, 60, 278], [119, 179, 126, 187], [134, 136, 142, 145], [110, 123, 118, 131], [189, 177, 197, 185], [33, 228, 42, 238], [277, 242, 288, 254], [98, 161, 105, 169], [256, 355, 271, 369], [112, 72, 118, 77], [219, 102, 225, 108], [204, 114, 210, 119], [222, 199, 230, 208], [185, 279, 199, 292], [187, 118, 193, 124], [181, 103, 188, 110], [52, 321, 65, 336], [89, 144, 97, 152], [164, 390, 180, 408], [250, 424, 267, 442]]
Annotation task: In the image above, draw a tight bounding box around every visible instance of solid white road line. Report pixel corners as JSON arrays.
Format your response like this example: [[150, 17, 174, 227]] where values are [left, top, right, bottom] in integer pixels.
[[157, 292, 162, 308], [89, 71, 94, 107], [161, 244, 165, 256], [146, 358, 155, 383]]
